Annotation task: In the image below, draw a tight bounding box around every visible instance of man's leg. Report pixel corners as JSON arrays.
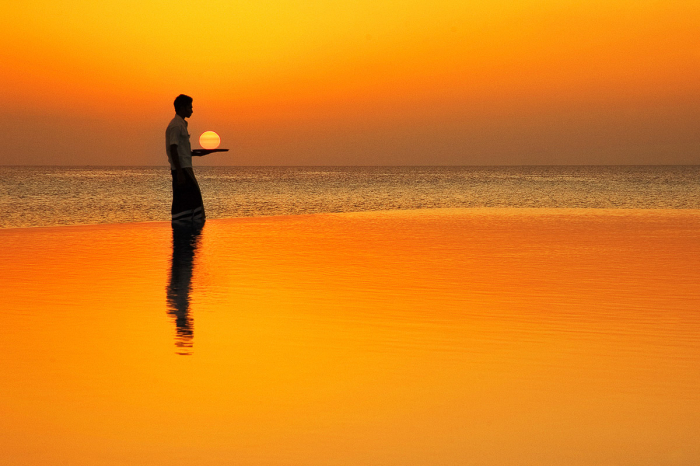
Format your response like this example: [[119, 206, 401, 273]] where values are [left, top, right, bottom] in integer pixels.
[[171, 169, 205, 226]]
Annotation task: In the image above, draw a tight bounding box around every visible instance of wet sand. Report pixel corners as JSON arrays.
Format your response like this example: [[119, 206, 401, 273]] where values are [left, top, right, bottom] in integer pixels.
[[1, 209, 700, 465]]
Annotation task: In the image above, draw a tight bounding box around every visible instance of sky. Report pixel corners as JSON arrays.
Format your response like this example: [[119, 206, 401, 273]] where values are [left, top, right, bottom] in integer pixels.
[[1, 0, 698, 166]]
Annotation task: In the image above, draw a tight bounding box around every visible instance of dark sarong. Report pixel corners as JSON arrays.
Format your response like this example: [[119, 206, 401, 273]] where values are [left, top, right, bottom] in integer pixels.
[[171, 169, 205, 226]]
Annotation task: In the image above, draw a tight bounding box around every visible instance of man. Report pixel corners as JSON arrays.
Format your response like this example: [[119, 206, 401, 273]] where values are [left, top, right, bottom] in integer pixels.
[[166, 94, 215, 226]]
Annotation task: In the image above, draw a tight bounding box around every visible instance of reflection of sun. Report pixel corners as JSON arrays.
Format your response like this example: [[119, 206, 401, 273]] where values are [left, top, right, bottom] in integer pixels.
[[199, 131, 221, 149]]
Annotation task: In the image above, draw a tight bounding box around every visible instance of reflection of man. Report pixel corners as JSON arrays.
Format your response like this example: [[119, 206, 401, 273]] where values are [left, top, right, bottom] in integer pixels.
[[166, 224, 202, 356], [166, 94, 215, 226]]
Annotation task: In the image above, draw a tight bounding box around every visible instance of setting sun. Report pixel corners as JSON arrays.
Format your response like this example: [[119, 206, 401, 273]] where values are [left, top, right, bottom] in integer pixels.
[[199, 131, 221, 150]]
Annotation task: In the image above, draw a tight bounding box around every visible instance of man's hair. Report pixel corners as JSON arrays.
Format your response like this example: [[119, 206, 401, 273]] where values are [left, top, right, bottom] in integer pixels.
[[174, 94, 193, 111]]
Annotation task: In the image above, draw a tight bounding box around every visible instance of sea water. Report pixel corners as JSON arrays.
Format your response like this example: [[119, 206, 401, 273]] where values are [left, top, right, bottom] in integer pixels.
[[2, 165, 700, 465], [1, 209, 699, 465], [2, 165, 699, 228]]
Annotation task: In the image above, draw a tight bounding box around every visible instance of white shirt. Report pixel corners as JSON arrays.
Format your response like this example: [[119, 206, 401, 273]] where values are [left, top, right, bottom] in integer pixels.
[[165, 115, 192, 169]]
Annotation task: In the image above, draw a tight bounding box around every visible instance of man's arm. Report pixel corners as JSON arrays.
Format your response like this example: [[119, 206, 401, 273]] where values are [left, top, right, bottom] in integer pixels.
[[170, 144, 187, 186]]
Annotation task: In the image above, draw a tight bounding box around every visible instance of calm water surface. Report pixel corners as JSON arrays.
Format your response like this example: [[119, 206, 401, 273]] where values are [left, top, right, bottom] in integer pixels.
[[2, 165, 700, 464], [1, 209, 699, 465], [2, 165, 699, 228]]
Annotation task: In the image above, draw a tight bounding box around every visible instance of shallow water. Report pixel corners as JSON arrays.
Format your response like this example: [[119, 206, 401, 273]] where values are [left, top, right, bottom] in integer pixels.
[[2, 166, 699, 228], [1, 209, 699, 465]]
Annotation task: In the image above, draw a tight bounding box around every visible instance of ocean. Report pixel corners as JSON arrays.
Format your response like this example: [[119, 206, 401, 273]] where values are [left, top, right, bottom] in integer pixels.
[[2, 165, 699, 229], [2, 165, 700, 464]]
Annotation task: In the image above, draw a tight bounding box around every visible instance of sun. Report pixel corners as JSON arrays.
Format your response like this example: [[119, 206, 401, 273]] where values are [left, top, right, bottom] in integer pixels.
[[199, 131, 221, 149]]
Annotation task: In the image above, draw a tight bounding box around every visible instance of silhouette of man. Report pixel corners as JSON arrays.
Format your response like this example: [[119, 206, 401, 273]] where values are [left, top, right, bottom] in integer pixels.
[[166, 94, 215, 226]]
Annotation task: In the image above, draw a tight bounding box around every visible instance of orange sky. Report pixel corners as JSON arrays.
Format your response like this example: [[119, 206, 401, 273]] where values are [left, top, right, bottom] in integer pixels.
[[1, 0, 698, 165]]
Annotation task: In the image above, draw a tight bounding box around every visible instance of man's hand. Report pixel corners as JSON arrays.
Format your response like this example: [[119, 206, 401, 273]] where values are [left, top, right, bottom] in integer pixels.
[[192, 149, 213, 157]]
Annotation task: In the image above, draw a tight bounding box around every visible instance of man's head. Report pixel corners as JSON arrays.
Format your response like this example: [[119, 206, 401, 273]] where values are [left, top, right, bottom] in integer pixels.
[[174, 94, 193, 118]]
